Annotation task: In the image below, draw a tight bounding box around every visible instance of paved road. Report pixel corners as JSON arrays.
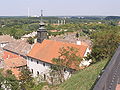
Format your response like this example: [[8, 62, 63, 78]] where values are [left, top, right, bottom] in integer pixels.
[[108, 61, 120, 90], [93, 46, 120, 90]]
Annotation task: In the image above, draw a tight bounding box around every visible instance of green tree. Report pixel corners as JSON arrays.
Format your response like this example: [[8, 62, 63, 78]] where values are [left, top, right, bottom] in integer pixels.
[[0, 32, 3, 35], [90, 30, 120, 62], [27, 37, 34, 44], [3, 70, 20, 90], [19, 67, 35, 90], [51, 46, 82, 84], [0, 71, 4, 90], [76, 32, 79, 38]]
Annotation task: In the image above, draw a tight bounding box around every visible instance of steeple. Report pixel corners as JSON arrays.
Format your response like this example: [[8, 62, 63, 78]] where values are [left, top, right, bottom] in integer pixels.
[[37, 10, 47, 43], [40, 10, 43, 23]]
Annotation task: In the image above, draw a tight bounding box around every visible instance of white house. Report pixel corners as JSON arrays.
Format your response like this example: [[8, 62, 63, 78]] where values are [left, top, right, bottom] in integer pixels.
[[27, 14, 91, 83], [27, 40, 91, 81], [21, 31, 37, 40], [0, 35, 14, 48]]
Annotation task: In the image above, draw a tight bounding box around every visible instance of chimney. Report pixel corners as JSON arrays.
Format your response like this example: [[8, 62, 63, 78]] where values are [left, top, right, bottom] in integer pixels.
[[34, 38, 37, 43], [76, 41, 81, 45]]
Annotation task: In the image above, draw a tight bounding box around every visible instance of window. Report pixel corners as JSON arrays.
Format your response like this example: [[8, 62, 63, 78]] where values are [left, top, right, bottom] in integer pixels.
[[43, 63, 45, 66], [44, 74, 46, 80], [31, 59, 33, 62], [37, 61, 39, 64], [64, 68, 66, 72], [37, 71, 39, 76], [31, 69, 33, 73]]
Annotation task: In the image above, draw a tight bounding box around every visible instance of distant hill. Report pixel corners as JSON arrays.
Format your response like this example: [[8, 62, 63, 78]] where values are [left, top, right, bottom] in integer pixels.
[[105, 16, 120, 20]]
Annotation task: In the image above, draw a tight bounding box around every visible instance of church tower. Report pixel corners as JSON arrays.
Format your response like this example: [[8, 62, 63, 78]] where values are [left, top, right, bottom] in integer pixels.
[[37, 10, 47, 43]]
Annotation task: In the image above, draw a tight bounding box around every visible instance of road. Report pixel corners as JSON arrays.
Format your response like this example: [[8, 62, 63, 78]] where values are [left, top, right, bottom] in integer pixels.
[[93, 46, 120, 90]]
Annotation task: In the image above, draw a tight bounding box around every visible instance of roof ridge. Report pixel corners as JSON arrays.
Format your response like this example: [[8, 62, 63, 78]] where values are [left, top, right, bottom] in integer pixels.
[[45, 39, 88, 47]]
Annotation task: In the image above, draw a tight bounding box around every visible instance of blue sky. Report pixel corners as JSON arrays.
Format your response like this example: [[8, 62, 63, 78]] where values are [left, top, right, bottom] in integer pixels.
[[0, 0, 120, 16]]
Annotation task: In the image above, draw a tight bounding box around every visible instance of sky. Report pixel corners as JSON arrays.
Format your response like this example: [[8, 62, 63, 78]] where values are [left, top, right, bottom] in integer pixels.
[[0, 0, 120, 16]]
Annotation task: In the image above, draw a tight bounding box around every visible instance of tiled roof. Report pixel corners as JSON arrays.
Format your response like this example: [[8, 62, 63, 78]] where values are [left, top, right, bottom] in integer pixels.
[[0, 47, 3, 59], [0, 35, 14, 43], [4, 57, 26, 79], [3, 68, 20, 79], [11, 68, 20, 79], [3, 40, 32, 56], [3, 51, 20, 60], [116, 84, 120, 90], [4, 57, 27, 68], [28, 40, 88, 65], [50, 33, 91, 46]]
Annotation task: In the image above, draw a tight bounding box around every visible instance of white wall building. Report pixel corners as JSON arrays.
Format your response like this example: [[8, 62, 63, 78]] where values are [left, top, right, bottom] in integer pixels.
[[27, 57, 51, 78], [27, 40, 91, 82], [0, 35, 14, 48], [27, 14, 91, 83]]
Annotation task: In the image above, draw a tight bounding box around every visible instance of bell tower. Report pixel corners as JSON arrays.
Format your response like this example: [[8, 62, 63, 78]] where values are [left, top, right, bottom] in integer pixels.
[[37, 10, 47, 43]]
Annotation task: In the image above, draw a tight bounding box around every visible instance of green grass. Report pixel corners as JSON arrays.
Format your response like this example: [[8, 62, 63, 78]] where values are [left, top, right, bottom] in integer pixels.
[[32, 83, 46, 90], [58, 60, 109, 90]]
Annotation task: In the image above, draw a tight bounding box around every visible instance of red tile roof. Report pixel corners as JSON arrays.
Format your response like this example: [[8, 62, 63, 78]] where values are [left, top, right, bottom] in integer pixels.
[[3, 51, 20, 60], [116, 84, 120, 90], [0, 47, 3, 59], [0, 35, 15, 43], [4, 57, 27, 68], [3, 40, 32, 56], [4, 57, 27, 78], [11, 68, 20, 79], [27, 40, 88, 65]]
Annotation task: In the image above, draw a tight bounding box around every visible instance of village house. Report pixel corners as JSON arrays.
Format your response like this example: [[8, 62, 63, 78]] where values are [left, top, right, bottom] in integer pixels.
[[4, 57, 27, 78], [27, 40, 90, 78], [27, 15, 91, 82], [0, 47, 4, 68], [0, 37, 31, 79], [0, 35, 15, 48], [0, 35, 15, 69], [118, 21, 120, 26], [21, 31, 37, 40], [3, 40, 32, 59]]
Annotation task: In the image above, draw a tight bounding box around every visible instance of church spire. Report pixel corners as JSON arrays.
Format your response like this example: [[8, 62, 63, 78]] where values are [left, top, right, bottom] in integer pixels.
[[37, 10, 47, 43], [40, 10, 43, 23], [39, 10, 45, 30]]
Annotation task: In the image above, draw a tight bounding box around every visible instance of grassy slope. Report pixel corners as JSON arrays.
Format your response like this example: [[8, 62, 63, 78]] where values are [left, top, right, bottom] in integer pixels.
[[58, 60, 108, 90]]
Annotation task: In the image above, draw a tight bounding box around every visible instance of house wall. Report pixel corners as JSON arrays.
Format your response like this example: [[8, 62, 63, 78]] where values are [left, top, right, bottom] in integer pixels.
[[0, 43, 8, 48], [27, 57, 71, 80], [79, 48, 92, 67], [84, 47, 91, 57], [27, 57, 51, 77]]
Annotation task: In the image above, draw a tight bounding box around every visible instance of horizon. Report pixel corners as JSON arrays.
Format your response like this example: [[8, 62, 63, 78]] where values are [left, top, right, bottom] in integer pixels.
[[0, 0, 120, 16], [0, 13, 120, 17]]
